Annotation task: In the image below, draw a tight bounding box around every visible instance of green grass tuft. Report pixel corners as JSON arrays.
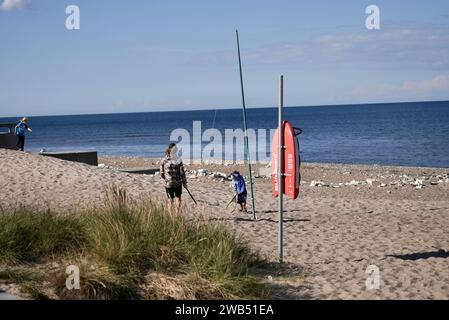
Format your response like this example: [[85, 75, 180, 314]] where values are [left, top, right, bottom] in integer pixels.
[[0, 186, 269, 299], [0, 208, 86, 264]]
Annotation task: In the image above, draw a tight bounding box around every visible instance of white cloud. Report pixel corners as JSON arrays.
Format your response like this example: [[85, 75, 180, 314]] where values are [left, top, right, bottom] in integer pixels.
[[196, 23, 449, 71], [352, 75, 449, 100], [0, 0, 30, 11], [402, 75, 449, 95]]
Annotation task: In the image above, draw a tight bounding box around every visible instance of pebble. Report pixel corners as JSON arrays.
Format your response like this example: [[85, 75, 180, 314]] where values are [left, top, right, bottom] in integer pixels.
[[310, 180, 329, 187], [346, 180, 364, 186], [213, 172, 228, 179], [411, 179, 424, 189]]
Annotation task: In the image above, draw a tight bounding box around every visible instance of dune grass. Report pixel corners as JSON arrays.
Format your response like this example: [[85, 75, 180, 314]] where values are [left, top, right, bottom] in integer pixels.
[[0, 209, 86, 264], [0, 187, 269, 300]]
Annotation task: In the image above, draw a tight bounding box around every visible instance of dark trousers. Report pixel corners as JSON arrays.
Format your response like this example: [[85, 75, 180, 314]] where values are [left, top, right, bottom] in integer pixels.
[[17, 135, 25, 151]]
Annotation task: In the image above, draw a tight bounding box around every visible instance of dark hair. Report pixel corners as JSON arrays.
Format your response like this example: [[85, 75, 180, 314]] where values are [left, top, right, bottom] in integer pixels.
[[165, 143, 177, 156]]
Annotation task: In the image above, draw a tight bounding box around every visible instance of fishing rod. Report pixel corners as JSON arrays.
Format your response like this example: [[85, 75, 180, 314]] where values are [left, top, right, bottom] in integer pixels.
[[183, 185, 197, 205], [225, 194, 237, 210], [236, 29, 257, 220], [183, 185, 220, 207]]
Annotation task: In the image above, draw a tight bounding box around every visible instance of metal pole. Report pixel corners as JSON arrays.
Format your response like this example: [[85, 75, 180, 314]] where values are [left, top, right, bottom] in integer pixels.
[[236, 29, 256, 220], [278, 75, 284, 264]]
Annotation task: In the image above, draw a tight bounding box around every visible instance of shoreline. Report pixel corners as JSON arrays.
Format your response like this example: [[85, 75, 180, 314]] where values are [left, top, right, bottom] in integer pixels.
[[98, 155, 449, 171], [17, 151, 449, 170]]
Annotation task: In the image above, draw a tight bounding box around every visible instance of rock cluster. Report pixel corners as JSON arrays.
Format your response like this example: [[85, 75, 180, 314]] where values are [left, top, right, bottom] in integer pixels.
[[185, 169, 233, 183], [307, 173, 449, 189]]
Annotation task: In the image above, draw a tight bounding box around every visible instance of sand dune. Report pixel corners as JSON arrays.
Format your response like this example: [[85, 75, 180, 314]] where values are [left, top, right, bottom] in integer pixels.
[[1, 149, 449, 299]]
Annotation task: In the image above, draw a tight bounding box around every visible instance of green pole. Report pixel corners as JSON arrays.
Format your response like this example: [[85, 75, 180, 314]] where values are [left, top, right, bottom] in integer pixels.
[[236, 29, 256, 220]]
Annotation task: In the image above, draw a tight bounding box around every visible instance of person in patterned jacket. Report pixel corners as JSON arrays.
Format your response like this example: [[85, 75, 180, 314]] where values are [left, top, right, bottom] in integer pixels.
[[160, 143, 187, 213]]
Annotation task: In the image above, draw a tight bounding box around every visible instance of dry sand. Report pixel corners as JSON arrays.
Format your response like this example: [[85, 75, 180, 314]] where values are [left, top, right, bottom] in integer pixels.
[[1, 149, 449, 299]]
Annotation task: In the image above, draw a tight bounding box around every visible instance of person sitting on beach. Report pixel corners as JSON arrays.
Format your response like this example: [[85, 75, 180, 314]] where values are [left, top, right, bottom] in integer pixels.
[[231, 171, 248, 213], [160, 143, 187, 213], [14, 117, 32, 152]]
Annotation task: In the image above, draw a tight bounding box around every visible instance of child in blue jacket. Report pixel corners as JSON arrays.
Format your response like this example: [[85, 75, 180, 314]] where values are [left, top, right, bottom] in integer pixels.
[[231, 171, 247, 213]]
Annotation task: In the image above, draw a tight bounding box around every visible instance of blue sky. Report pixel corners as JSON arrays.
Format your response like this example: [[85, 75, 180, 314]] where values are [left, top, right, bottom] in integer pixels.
[[1, 0, 449, 117]]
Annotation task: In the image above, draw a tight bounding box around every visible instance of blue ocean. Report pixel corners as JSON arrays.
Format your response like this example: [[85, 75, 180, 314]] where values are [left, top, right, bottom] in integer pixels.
[[2, 101, 449, 168]]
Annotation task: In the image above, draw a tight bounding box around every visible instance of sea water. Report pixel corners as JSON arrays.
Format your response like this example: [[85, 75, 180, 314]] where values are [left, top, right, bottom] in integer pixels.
[[2, 101, 449, 168]]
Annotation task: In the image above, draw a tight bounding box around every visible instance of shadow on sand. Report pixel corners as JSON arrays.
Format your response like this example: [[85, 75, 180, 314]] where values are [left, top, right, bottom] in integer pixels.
[[258, 209, 302, 214], [387, 249, 449, 261], [193, 216, 310, 224], [233, 217, 311, 223]]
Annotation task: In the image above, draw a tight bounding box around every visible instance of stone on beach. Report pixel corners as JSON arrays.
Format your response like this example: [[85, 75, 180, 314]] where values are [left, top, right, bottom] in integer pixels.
[[346, 180, 365, 186], [411, 179, 424, 189], [310, 180, 330, 187], [213, 172, 228, 179]]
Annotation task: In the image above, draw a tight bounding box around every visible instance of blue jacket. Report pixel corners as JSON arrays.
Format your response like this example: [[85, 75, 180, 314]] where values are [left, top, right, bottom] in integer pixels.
[[16, 121, 28, 137], [234, 175, 247, 194]]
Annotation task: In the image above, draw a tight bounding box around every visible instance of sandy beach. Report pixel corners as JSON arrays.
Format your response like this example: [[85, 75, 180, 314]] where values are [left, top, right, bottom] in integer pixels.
[[1, 149, 449, 299]]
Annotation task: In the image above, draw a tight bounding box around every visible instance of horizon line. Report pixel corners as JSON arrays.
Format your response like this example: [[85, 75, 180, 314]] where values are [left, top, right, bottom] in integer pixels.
[[1, 99, 448, 119]]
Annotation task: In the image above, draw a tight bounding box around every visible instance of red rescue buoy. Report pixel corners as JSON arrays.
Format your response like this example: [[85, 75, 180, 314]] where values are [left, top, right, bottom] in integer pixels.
[[272, 121, 301, 199]]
